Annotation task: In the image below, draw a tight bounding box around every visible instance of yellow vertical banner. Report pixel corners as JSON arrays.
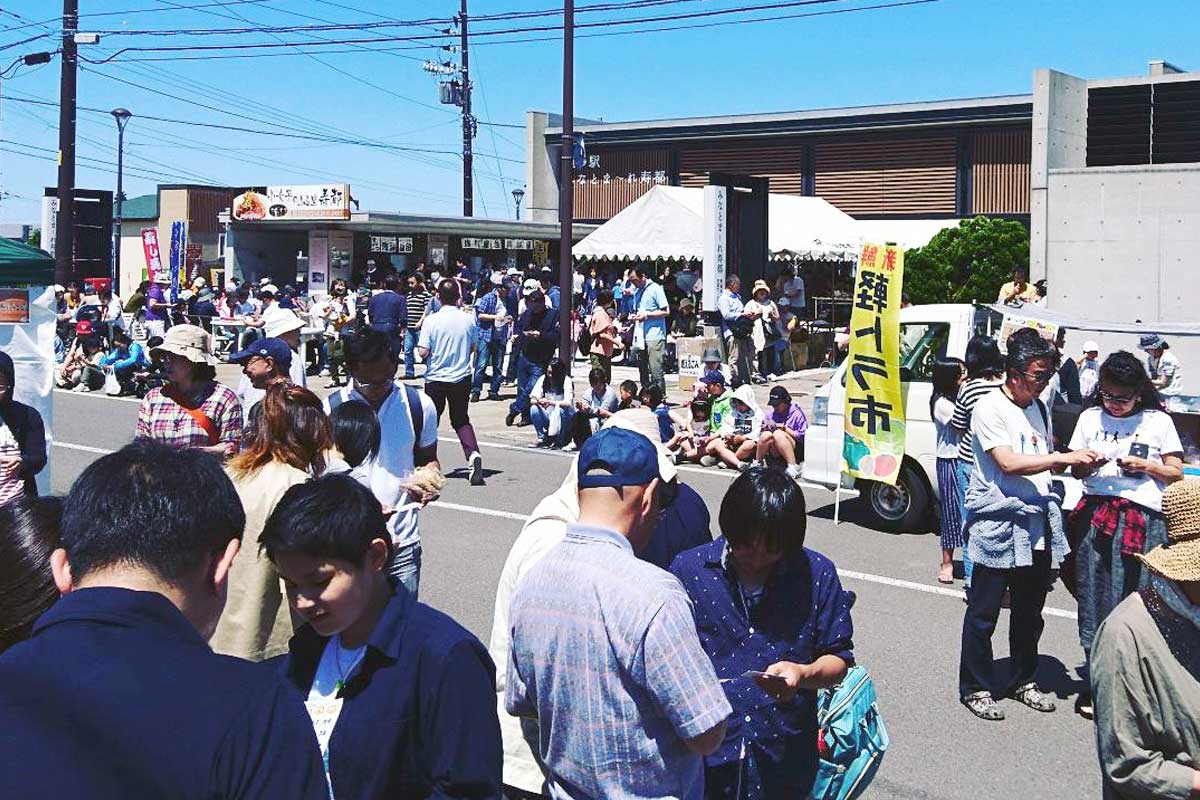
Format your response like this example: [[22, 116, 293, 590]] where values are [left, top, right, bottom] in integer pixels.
[[842, 242, 906, 485]]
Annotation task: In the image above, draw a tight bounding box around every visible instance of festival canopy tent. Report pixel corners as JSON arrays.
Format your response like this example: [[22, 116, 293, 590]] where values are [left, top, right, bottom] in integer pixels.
[[0, 238, 55, 286], [573, 185, 962, 262]]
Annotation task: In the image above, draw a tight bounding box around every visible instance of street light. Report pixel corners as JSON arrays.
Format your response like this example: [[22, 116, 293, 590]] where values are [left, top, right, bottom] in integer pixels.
[[110, 107, 132, 291], [512, 187, 525, 221]]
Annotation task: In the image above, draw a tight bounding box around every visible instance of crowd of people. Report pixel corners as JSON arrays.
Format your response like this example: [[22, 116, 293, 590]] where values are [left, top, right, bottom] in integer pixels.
[[5, 258, 1200, 798]]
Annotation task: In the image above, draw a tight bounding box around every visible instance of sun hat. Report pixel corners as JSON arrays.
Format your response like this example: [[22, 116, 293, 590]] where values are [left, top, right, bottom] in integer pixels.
[[678, 296, 695, 309], [191, 277, 207, 289], [1138, 481, 1200, 582], [577, 427, 662, 490], [1139, 333, 1166, 351], [197, 287, 215, 302], [264, 311, 305, 339], [229, 337, 293, 370], [768, 385, 792, 405], [601, 408, 678, 484], [150, 324, 220, 366], [751, 279, 771, 297], [702, 347, 722, 363], [1083, 340, 1099, 354]]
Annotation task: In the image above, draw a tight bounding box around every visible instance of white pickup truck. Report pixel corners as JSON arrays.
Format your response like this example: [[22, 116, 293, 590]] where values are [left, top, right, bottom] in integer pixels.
[[802, 303, 998, 531]]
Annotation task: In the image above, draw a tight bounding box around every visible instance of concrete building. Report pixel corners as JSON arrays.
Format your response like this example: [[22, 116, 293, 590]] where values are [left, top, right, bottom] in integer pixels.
[[525, 96, 1034, 225], [1031, 60, 1200, 390]]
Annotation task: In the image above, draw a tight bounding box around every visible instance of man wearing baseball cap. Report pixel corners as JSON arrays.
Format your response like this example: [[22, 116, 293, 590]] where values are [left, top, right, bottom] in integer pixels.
[[1078, 340, 1101, 399], [506, 426, 729, 799], [230, 337, 292, 420]]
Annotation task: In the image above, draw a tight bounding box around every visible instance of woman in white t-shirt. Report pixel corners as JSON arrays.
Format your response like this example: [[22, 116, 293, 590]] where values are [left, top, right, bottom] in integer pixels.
[[931, 357, 966, 584], [1067, 350, 1183, 718], [743, 280, 780, 381]]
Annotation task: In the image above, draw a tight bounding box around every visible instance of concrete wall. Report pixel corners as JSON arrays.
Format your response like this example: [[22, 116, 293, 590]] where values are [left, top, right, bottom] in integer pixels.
[[1045, 163, 1200, 392], [1030, 68, 1088, 282], [525, 111, 559, 223]]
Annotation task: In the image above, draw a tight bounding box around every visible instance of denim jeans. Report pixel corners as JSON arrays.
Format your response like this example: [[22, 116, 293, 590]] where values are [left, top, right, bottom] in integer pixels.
[[403, 328, 420, 378], [386, 540, 422, 599], [504, 337, 523, 382], [509, 355, 546, 424], [531, 404, 574, 446], [472, 334, 505, 397], [956, 458, 975, 587]]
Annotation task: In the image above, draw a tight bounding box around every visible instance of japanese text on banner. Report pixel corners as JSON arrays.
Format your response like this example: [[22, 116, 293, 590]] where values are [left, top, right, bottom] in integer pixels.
[[842, 242, 906, 486]]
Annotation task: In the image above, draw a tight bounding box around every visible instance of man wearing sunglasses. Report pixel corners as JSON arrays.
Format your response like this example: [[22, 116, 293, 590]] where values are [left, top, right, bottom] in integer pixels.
[[959, 327, 1104, 722]]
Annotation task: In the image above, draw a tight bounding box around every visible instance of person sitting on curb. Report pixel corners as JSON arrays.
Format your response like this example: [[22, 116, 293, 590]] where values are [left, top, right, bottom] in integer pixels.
[[755, 385, 808, 478]]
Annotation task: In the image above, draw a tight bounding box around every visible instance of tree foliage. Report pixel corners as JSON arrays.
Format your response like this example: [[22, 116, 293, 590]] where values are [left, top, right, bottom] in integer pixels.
[[27, 229, 41, 250], [902, 216, 1029, 305]]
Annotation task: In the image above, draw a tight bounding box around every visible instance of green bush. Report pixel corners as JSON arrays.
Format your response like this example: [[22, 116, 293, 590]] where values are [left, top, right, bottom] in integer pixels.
[[903, 216, 1029, 305]]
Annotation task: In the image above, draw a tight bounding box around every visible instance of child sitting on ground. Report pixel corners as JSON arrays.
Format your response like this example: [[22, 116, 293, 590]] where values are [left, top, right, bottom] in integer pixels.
[[705, 384, 764, 470], [616, 379, 640, 411], [638, 384, 675, 444], [669, 398, 713, 464]]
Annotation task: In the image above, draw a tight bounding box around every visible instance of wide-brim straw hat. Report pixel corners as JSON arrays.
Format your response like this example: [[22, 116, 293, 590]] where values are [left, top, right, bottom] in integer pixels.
[[265, 311, 305, 339], [1138, 480, 1200, 581], [751, 279, 771, 297], [150, 324, 219, 366]]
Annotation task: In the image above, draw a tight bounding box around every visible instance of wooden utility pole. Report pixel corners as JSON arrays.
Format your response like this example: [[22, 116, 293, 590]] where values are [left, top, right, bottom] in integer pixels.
[[55, 0, 79, 284], [558, 0, 574, 367]]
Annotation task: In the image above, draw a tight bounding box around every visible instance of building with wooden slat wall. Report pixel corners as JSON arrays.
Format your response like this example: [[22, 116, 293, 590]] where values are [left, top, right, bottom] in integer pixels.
[[528, 95, 1035, 224]]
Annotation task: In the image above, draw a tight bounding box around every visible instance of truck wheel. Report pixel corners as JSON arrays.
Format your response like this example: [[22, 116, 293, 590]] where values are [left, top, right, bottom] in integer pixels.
[[861, 463, 930, 533]]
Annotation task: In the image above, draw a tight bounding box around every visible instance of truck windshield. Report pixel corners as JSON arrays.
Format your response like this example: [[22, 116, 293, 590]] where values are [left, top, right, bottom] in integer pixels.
[[899, 323, 951, 381]]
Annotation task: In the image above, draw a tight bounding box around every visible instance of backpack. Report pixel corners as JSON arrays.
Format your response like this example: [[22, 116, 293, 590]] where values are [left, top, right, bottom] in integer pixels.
[[811, 665, 889, 800]]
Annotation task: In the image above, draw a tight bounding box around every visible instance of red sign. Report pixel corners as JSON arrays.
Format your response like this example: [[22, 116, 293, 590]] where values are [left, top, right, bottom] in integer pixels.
[[141, 228, 163, 282], [0, 289, 29, 324]]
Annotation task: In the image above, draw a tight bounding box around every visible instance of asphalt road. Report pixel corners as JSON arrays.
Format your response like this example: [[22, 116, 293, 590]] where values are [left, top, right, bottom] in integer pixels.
[[49, 388, 1101, 800]]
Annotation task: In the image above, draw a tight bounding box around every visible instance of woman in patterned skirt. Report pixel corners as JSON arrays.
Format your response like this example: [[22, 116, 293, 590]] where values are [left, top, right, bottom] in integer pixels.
[[931, 357, 966, 584]]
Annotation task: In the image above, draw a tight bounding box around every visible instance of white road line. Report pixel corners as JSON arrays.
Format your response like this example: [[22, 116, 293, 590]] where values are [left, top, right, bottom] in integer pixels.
[[52, 442, 116, 455], [836, 568, 1078, 620], [439, 436, 852, 494], [426, 501, 528, 522], [52, 388, 141, 404]]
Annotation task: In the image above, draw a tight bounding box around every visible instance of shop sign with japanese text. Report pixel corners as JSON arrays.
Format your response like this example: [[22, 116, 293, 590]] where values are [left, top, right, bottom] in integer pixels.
[[232, 184, 350, 221], [0, 289, 29, 323], [462, 237, 503, 250], [842, 242, 906, 485], [141, 228, 163, 283]]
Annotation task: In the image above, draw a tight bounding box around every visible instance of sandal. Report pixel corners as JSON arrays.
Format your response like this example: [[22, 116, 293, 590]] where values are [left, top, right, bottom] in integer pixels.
[[1075, 692, 1094, 720], [938, 565, 954, 584], [1012, 683, 1057, 713], [961, 691, 1005, 721]]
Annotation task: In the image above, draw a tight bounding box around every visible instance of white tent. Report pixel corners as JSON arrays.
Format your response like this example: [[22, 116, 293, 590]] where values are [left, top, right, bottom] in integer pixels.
[[573, 185, 863, 262], [572, 185, 962, 262]]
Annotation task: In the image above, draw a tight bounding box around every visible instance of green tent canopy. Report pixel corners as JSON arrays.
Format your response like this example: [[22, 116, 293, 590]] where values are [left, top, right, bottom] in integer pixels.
[[0, 237, 55, 287]]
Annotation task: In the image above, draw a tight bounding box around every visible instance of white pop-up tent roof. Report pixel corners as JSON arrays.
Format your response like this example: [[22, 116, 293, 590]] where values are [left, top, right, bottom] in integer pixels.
[[572, 185, 964, 262], [573, 185, 863, 262]]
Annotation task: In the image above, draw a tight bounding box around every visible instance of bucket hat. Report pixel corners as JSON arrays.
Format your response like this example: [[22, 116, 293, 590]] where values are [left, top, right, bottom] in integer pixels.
[[1139, 333, 1166, 351], [149, 324, 219, 366]]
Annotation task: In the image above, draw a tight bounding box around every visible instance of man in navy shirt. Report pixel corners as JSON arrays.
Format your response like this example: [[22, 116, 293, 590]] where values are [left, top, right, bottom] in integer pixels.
[[0, 441, 328, 800], [506, 290, 560, 427], [368, 272, 407, 359]]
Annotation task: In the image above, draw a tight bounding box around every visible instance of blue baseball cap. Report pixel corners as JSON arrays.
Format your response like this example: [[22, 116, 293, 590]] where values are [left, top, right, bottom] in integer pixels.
[[577, 427, 661, 490], [699, 369, 727, 387], [229, 337, 293, 369]]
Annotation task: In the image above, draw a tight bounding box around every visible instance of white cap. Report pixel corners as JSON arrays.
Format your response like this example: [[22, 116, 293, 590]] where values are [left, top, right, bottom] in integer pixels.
[[522, 278, 540, 297], [490, 272, 504, 286], [260, 283, 279, 295], [1083, 340, 1099, 353], [51, 284, 65, 293]]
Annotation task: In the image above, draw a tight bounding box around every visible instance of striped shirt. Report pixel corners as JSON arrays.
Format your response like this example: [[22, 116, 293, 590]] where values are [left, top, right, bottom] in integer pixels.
[[406, 290, 432, 328], [951, 377, 1002, 463], [506, 523, 731, 800]]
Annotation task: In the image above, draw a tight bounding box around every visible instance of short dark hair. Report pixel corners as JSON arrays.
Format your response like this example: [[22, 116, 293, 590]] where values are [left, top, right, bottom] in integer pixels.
[[640, 384, 664, 407], [964, 334, 1004, 380], [1096, 350, 1162, 411], [587, 367, 607, 385], [383, 273, 402, 293], [690, 398, 711, 420], [61, 441, 245, 583], [330, 399, 381, 468], [1006, 327, 1058, 373], [0, 496, 63, 653], [260, 474, 390, 565], [595, 288, 613, 307], [619, 379, 639, 395], [719, 467, 807, 554], [345, 327, 397, 367], [437, 278, 460, 305], [634, 263, 653, 278]]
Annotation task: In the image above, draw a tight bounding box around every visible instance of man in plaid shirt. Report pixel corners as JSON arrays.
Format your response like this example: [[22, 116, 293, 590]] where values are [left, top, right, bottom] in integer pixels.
[[471, 275, 512, 402]]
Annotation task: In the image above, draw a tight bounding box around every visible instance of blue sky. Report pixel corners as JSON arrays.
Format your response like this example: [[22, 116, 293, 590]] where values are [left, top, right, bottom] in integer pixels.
[[0, 0, 1196, 225]]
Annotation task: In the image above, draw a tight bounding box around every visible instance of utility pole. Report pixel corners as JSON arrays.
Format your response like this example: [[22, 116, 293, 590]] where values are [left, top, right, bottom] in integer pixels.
[[55, 0, 79, 285], [558, 0, 574, 369], [460, 0, 473, 218]]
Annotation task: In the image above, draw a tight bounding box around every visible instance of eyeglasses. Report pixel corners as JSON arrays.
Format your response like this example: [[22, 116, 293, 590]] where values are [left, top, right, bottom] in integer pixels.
[[1100, 391, 1136, 404], [1021, 369, 1055, 384]]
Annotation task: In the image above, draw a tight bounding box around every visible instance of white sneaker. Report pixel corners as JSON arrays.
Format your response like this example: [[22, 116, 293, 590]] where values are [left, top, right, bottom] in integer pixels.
[[469, 452, 484, 486], [786, 463, 802, 479], [562, 441, 578, 452], [699, 455, 718, 467]]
